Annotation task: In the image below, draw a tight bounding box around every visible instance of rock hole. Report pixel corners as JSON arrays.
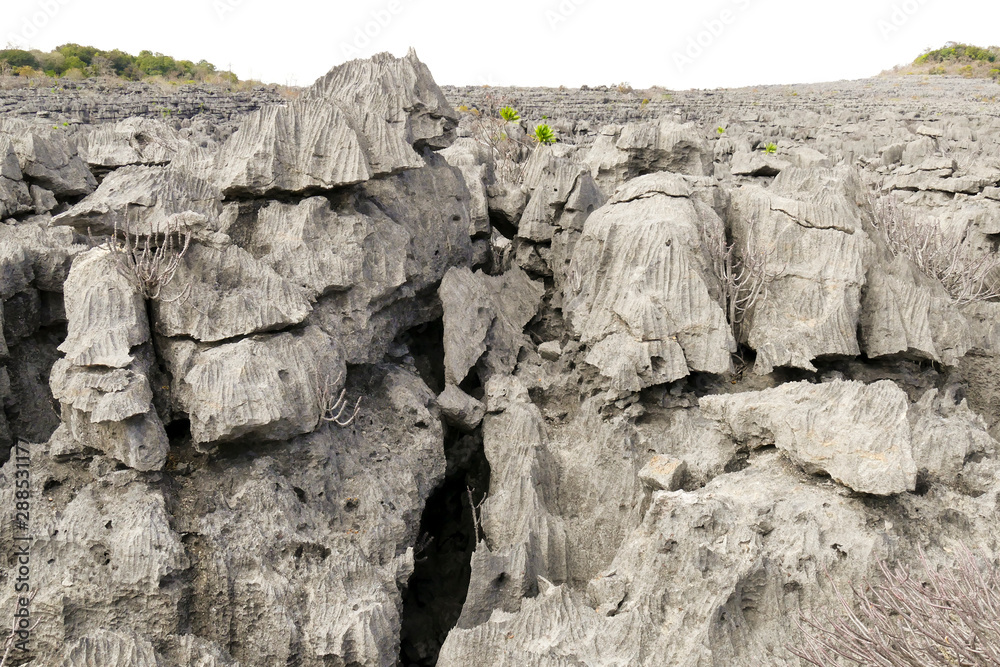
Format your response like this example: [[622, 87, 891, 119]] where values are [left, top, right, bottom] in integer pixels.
[[398, 418, 490, 665]]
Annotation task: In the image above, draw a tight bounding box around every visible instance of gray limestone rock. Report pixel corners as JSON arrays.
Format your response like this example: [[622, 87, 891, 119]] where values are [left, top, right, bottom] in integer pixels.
[[51, 164, 221, 237], [583, 118, 712, 194], [564, 172, 734, 392], [162, 325, 343, 445], [440, 266, 544, 385], [72, 116, 182, 168], [437, 383, 486, 432], [0, 118, 97, 197], [728, 167, 871, 374], [152, 243, 312, 342], [58, 248, 149, 369], [0, 136, 32, 219], [701, 379, 917, 495]]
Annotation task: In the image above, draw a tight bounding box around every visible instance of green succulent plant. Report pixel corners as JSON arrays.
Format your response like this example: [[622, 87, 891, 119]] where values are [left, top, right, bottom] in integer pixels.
[[499, 106, 520, 122], [716, 126, 726, 134], [533, 124, 556, 145], [763, 142, 778, 154]]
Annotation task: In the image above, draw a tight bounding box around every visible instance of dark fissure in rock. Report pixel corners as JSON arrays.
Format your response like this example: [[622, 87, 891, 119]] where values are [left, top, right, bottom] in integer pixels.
[[397, 319, 490, 666], [398, 424, 490, 666]]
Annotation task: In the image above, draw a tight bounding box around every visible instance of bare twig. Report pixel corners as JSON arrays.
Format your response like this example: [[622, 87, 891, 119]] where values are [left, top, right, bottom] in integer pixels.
[[865, 186, 1000, 305], [790, 545, 1000, 666], [466, 486, 486, 545], [704, 219, 784, 341], [315, 371, 361, 427], [89, 213, 192, 302]]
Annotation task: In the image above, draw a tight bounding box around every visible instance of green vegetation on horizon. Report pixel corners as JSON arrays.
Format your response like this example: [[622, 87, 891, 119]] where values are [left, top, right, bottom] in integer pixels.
[[0, 43, 239, 83], [889, 42, 1000, 81], [915, 43, 998, 65]]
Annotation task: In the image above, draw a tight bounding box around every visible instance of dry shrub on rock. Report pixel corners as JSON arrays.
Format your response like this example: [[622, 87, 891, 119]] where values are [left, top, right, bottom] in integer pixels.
[[791, 545, 1000, 666], [704, 219, 783, 341], [90, 214, 194, 301], [866, 188, 1000, 304]]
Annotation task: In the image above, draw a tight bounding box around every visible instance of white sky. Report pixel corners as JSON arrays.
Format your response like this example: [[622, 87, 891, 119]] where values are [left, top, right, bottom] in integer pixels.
[[3, 0, 999, 89]]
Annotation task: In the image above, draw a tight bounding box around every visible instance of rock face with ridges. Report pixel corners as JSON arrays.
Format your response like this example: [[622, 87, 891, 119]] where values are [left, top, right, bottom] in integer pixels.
[[584, 118, 712, 194], [6, 58, 1000, 667], [727, 167, 871, 374], [0, 117, 97, 196], [50, 249, 169, 470], [57, 249, 148, 369], [306, 47, 457, 152], [212, 98, 376, 195], [211, 49, 456, 197], [440, 266, 544, 385], [701, 379, 917, 495], [162, 325, 342, 446], [72, 116, 182, 169], [564, 172, 734, 392], [305, 153, 475, 363], [51, 164, 222, 236], [0, 136, 32, 219], [152, 243, 312, 342]]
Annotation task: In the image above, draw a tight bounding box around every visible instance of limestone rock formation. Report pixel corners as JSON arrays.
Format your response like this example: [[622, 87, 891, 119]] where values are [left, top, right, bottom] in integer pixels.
[[2, 52, 1000, 667], [72, 116, 183, 169], [584, 118, 712, 194], [162, 326, 343, 446], [440, 266, 544, 385], [701, 379, 917, 495], [0, 117, 97, 197], [727, 167, 871, 374], [51, 164, 222, 236], [564, 172, 734, 392]]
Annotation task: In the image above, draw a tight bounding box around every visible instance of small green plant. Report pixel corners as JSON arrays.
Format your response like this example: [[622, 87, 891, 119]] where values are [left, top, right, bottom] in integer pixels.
[[763, 142, 778, 154], [533, 124, 556, 145], [716, 126, 726, 134], [499, 106, 520, 122]]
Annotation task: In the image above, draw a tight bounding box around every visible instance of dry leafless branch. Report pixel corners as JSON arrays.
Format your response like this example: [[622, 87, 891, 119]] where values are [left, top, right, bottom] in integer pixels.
[[315, 371, 361, 427], [466, 486, 486, 545], [866, 187, 1000, 305], [790, 545, 1000, 666], [89, 214, 192, 302], [704, 219, 784, 341]]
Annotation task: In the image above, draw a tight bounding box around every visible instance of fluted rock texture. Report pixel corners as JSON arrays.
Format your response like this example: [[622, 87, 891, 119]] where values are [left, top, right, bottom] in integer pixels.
[[1, 54, 1000, 667]]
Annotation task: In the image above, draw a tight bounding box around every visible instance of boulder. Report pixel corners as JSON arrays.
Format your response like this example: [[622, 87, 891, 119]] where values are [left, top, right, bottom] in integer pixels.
[[440, 266, 544, 385], [0, 118, 97, 197], [727, 167, 871, 374], [51, 164, 222, 237], [583, 119, 712, 194], [163, 325, 344, 445], [152, 243, 312, 342], [701, 379, 917, 495], [564, 172, 734, 393]]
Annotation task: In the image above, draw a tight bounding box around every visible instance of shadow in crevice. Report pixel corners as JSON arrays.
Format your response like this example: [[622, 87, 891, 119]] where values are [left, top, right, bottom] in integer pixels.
[[397, 424, 490, 666]]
